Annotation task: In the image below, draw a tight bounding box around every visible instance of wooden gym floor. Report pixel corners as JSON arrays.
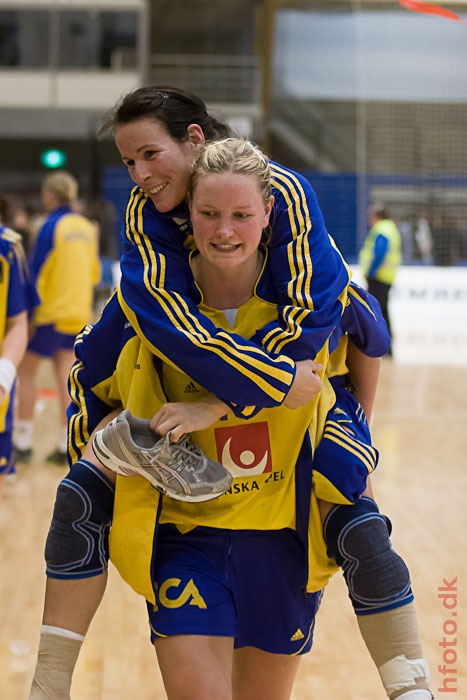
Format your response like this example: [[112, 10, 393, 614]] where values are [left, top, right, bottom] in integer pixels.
[[1, 360, 466, 699]]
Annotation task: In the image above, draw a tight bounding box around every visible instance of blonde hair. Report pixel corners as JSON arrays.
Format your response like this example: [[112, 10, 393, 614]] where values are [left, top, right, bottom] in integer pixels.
[[42, 170, 79, 205], [190, 138, 271, 207]]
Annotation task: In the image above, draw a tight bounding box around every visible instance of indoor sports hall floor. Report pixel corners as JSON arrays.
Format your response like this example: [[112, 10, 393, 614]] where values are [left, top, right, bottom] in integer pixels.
[[1, 356, 466, 699]]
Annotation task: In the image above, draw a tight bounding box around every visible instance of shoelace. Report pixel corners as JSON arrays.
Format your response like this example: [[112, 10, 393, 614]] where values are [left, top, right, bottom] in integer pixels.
[[149, 432, 204, 473]]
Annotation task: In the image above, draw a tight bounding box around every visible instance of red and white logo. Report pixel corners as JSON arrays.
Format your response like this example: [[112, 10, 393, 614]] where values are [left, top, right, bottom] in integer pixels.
[[214, 422, 272, 478]]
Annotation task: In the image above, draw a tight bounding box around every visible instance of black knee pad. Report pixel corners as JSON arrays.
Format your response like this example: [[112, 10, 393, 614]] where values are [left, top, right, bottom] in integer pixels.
[[323, 497, 413, 614], [45, 460, 115, 579]]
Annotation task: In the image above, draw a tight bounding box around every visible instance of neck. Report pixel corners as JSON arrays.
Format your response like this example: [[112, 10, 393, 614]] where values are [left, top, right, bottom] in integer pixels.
[[193, 252, 263, 310]]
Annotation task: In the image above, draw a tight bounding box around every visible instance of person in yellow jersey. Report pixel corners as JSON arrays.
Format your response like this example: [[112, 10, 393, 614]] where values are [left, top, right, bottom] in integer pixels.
[[14, 171, 100, 465], [359, 202, 402, 353], [28, 142, 433, 700], [124, 140, 329, 699], [0, 198, 39, 502]]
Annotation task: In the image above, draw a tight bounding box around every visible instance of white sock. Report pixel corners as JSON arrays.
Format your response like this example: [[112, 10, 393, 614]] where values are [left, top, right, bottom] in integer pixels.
[[27, 628, 84, 700], [14, 420, 34, 450]]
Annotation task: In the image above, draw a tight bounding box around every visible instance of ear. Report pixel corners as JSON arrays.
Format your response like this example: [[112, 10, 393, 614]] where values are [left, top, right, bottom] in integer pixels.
[[263, 195, 275, 226], [186, 124, 205, 145]]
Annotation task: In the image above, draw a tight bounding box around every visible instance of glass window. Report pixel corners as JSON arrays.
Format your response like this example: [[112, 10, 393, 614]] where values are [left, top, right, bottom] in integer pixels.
[[58, 10, 100, 69], [100, 12, 138, 69], [0, 11, 50, 68], [57, 10, 137, 69]]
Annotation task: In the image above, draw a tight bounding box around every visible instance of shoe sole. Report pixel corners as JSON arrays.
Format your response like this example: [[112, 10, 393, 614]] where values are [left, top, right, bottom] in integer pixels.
[[92, 430, 230, 503]]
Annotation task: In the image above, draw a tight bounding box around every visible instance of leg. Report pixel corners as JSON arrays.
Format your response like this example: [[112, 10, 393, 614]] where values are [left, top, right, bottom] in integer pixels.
[[14, 351, 42, 458], [155, 635, 233, 700], [43, 428, 117, 628], [315, 388, 431, 697], [323, 496, 431, 699], [367, 278, 392, 348], [16, 351, 42, 421], [28, 412, 118, 700], [233, 647, 300, 700]]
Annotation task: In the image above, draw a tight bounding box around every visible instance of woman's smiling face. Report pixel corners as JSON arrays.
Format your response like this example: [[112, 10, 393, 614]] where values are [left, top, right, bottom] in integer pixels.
[[190, 171, 273, 271], [116, 117, 203, 212]]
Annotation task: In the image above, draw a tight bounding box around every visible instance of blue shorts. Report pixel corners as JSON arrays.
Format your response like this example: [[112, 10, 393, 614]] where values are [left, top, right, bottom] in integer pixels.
[[147, 525, 322, 655], [312, 381, 379, 504], [0, 431, 13, 475], [28, 324, 76, 358]]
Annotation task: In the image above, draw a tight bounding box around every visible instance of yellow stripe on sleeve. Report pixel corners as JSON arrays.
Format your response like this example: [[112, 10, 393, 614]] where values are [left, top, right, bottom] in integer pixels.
[[323, 422, 377, 474], [348, 284, 377, 321]]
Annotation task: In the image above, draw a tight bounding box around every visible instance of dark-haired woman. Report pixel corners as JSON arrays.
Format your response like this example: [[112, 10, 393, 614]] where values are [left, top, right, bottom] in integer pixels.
[[28, 87, 349, 700], [28, 91, 430, 700]]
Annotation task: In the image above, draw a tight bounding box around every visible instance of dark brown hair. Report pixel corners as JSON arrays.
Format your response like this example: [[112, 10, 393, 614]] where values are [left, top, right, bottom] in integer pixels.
[[101, 86, 233, 143]]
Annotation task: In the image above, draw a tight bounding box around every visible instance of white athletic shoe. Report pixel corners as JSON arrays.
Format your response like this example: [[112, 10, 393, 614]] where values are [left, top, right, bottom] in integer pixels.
[[92, 409, 232, 503]]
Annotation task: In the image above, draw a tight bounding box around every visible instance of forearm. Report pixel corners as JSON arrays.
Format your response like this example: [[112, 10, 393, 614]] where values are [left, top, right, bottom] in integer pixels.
[[118, 280, 296, 415], [120, 178, 348, 413], [2, 311, 28, 367], [346, 341, 381, 422]]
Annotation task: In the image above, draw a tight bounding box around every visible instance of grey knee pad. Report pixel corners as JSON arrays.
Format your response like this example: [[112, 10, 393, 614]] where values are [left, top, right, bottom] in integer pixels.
[[45, 460, 115, 579], [324, 498, 413, 614]]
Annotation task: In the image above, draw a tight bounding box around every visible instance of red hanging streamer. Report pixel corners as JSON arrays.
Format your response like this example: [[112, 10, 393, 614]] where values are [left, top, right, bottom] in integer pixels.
[[396, 0, 462, 22]]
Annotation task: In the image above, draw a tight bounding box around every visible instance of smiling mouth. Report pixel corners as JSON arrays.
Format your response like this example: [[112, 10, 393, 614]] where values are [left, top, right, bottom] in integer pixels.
[[211, 244, 240, 251], [149, 182, 168, 195]]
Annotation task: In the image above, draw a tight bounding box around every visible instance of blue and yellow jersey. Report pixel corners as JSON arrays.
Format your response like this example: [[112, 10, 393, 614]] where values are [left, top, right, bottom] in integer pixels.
[[30, 206, 101, 335], [119, 161, 350, 418], [68, 252, 339, 602], [146, 252, 333, 535], [67, 291, 129, 465], [0, 227, 39, 341], [309, 283, 388, 508], [327, 281, 391, 381], [0, 226, 39, 433]]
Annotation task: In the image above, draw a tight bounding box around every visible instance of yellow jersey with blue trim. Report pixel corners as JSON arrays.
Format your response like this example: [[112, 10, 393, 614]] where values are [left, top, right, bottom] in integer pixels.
[[68, 254, 339, 602], [31, 206, 101, 334], [118, 160, 350, 419], [0, 227, 38, 344], [0, 227, 39, 432]]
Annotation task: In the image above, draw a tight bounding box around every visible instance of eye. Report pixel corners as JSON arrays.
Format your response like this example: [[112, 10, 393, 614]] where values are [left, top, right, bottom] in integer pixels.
[[123, 159, 135, 168], [234, 212, 251, 219], [144, 150, 158, 159], [200, 210, 217, 218]]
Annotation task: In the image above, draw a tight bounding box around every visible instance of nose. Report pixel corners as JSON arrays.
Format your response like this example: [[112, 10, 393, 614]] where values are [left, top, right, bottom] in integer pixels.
[[216, 216, 234, 238], [133, 160, 152, 183]]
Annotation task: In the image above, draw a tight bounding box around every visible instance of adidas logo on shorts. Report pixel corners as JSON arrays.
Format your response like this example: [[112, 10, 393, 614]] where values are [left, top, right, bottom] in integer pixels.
[[290, 628, 305, 641], [184, 381, 199, 394]]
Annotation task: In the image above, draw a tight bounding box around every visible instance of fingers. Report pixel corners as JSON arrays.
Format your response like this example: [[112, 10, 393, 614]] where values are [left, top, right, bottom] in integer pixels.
[[150, 405, 171, 435], [168, 425, 183, 443], [295, 359, 323, 372], [150, 404, 186, 441]]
